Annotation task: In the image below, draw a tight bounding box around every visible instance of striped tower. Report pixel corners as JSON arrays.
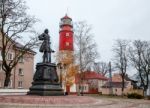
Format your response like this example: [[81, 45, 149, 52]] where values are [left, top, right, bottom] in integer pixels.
[[58, 14, 76, 94]]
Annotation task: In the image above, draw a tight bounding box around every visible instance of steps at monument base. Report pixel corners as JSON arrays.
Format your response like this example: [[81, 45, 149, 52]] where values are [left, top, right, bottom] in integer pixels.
[[28, 90, 64, 96]]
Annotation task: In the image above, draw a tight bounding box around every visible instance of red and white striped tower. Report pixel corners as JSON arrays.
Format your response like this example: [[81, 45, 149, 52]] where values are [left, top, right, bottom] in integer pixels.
[[58, 14, 75, 94]]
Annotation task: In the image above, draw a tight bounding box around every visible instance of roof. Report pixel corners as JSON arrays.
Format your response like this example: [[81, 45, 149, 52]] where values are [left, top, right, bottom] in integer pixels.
[[102, 82, 129, 88], [15, 42, 36, 54], [0, 32, 36, 54], [112, 73, 137, 82], [83, 71, 108, 80], [75, 71, 108, 84], [61, 14, 72, 20]]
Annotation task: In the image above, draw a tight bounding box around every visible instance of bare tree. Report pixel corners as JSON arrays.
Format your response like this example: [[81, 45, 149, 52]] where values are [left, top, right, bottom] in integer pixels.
[[113, 39, 129, 96], [74, 21, 99, 71], [129, 40, 150, 96], [0, 0, 38, 87], [74, 21, 99, 95], [93, 61, 109, 76]]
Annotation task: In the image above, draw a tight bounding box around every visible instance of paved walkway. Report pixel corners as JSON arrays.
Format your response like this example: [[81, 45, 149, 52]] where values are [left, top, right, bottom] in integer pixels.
[[0, 95, 149, 108]]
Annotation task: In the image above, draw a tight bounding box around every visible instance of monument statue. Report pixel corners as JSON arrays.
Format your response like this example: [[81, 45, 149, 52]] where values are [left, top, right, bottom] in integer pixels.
[[38, 29, 54, 63], [28, 29, 64, 96]]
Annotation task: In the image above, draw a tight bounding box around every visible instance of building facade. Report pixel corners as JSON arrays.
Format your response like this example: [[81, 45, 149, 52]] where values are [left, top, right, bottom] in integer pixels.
[[75, 71, 108, 94], [102, 73, 143, 95], [0, 34, 35, 89]]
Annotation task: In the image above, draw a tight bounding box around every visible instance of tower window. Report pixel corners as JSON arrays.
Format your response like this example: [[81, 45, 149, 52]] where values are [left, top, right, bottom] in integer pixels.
[[66, 33, 69, 37], [65, 42, 69, 46]]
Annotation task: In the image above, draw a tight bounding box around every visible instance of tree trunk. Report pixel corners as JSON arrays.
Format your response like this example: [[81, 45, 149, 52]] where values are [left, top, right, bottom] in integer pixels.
[[4, 73, 11, 87], [77, 75, 81, 96], [143, 87, 147, 97], [122, 76, 125, 96]]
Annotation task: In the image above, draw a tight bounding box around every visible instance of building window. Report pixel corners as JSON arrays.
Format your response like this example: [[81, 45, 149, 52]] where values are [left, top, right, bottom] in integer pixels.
[[66, 33, 69, 37], [84, 86, 86, 90], [0, 50, 2, 61], [65, 42, 69, 46], [19, 56, 24, 63], [0, 81, 2, 88], [8, 80, 12, 88], [7, 52, 13, 60], [18, 68, 24, 76], [18, 81, 23, 88], [80, 86, 86, 91], [0, 63, 2, 71]]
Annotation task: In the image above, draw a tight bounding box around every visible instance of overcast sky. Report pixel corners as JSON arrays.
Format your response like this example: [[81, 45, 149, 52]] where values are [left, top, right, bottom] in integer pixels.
[[26, 0, 150, 63]]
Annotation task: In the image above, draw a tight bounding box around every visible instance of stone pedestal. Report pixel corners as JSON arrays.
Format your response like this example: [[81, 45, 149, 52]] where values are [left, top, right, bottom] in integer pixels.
[[28, 63, 64, 96]]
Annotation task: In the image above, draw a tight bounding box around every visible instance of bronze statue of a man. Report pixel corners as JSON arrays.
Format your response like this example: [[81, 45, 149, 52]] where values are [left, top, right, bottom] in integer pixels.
[[38, 29, 54, 63]]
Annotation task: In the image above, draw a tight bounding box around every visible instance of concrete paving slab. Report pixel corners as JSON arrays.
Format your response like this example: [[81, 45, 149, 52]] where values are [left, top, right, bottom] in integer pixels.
[[0, 95, 149, 108]]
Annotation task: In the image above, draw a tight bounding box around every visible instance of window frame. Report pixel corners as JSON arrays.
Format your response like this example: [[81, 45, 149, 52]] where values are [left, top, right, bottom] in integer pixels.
[[18, 68, 24, 76], [18, 81, 23, 88], [65, 42, 70, 46], [18, 56, 24, 63], [7, 52, 14, 60], [0, 50, 2, 61], [8, 80, 12, 88], [66, 33, 69, 37], [0, 81, 2, 88], [0, 63, 2, 71]]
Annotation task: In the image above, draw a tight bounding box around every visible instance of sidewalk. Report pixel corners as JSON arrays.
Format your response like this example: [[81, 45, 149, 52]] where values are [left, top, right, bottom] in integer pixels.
[[0, 95, 150, 108]]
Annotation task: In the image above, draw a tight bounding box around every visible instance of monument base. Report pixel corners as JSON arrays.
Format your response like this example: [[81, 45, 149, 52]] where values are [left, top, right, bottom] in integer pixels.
[[28, 81, 64, 96], [28, 63, 64, 96]]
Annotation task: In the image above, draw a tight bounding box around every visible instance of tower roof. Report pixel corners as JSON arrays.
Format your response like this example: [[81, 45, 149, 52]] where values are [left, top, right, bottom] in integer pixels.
[[61, 14, 72, 20]]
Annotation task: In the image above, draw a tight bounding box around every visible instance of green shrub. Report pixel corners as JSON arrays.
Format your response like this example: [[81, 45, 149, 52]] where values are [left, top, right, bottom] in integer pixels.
[[127, 93, 143, 99], [147, 96, 150, 100]]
